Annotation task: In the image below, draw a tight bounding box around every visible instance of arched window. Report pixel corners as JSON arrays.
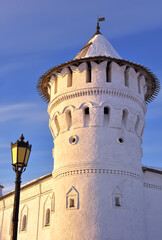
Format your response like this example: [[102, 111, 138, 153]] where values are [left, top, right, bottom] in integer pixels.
[[104, 107, 110, 125], [45, 208, 50, 226], [67, 110, 72, 130], [21, 215, 27, 231], [84, 107, 90, 127]]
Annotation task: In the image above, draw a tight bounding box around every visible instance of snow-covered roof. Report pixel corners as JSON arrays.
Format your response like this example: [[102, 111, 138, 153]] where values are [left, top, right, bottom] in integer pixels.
[[74, 33, 121, 60]]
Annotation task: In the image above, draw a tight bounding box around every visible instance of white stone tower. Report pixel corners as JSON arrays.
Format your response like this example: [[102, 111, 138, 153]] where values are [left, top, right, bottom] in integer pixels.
[[37, 23, 160, 240]]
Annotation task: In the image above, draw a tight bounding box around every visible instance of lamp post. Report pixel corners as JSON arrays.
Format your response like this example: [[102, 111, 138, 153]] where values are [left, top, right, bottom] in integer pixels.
[[11, 134, 32, 240]]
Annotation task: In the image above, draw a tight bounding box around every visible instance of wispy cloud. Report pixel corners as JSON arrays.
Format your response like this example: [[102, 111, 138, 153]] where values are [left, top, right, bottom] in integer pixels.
[[0, 103, 48, 123]]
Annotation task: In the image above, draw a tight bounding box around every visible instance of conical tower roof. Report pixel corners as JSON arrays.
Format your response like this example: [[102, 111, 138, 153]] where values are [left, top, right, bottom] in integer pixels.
[[74, 32, 121, 60], [37, 25, 160, 104]]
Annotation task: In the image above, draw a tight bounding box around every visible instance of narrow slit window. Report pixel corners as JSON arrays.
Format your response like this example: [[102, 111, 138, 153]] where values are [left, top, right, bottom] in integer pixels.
[[124, 68, 129, 87], [104, 107, 110, 125], [86, 62, 91, 83], [106, 62, 111, 82], [67, 68, 72, 87], [84, 107, 90, 127]]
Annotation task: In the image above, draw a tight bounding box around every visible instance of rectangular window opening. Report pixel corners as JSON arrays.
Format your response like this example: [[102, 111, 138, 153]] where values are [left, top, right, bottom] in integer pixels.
[[115, 197, 121, 207], [69, 198, 75, 207]]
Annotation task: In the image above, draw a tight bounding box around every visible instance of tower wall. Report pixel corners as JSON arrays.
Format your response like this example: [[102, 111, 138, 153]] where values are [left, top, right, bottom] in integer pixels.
[[48, 60, 147, 240]]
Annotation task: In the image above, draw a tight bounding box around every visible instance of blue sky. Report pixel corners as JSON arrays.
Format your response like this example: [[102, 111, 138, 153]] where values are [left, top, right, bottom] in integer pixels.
[[0, 0, 162, 194]]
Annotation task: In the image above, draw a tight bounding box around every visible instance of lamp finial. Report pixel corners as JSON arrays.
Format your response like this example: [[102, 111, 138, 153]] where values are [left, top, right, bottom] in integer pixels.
[[20, 134, 24, 142]]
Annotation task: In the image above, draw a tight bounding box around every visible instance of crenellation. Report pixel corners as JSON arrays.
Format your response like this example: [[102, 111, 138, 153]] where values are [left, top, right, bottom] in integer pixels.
[[126, 67, 140, 92], [109, 62, 126, 87], [139, 75, 147, 96], [49, 75, 57, 99], [70, 62, 89, 87], [91, 61, 107, 86], [55, 68, 71, 93]]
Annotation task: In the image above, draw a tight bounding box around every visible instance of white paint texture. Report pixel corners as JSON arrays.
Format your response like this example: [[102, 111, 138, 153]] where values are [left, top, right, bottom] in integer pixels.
[[0, 33, 162, 240]]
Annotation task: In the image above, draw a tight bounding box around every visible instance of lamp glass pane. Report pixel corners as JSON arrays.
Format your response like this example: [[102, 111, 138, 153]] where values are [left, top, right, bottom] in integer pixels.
[[12, 147, 17, 165], [25, 149, 30, 165], [18, 147, 26, 165]]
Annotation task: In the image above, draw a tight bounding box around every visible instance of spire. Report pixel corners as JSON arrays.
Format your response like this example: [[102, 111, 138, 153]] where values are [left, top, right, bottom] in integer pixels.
[[74, 18, 121, 60]]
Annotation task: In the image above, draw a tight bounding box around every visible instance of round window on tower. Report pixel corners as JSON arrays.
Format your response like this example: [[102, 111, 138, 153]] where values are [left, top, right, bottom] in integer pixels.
[[117, 137, 124, 144], [69, 135, 79, 145]]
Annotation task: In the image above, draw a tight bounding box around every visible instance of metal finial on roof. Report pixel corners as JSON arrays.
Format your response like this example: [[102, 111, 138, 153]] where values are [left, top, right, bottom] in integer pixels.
[[96, 17, 105, 34]]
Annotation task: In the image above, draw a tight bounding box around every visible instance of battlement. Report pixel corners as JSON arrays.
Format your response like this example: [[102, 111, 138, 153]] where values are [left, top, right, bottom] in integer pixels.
[[48, 60, 147, 103]]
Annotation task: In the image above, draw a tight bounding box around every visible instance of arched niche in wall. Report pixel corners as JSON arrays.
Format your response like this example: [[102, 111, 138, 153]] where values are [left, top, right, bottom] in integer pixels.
[[43, 195, 52, 227], [103, 106, 110, 125], [79, 102, 93, 127], [20, 205, 28, 232], [66, 186, 79, 210], [63, 105, 75, 130]]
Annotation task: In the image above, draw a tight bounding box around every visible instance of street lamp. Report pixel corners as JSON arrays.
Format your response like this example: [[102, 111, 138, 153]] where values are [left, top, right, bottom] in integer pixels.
[[11, 134, 32, 240]]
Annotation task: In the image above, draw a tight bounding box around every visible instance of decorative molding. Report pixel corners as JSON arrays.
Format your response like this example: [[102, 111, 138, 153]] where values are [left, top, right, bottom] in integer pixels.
[[48, 87, 146, 113], [53, 168, 142, 181], [143, 182, 162, 190]]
